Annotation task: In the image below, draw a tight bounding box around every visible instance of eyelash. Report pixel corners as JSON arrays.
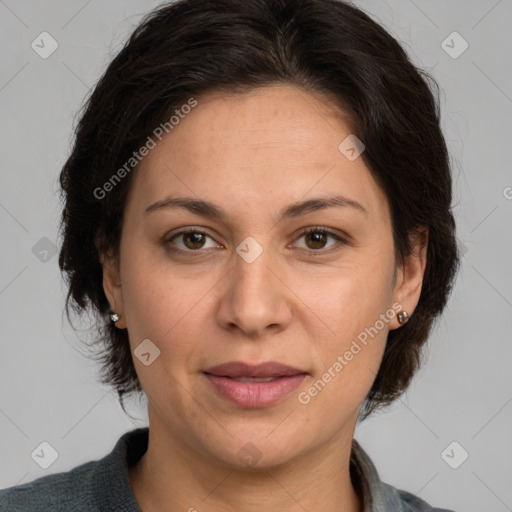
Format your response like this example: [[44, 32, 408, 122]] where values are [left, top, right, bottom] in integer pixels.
[[164, 226, 347, 257]]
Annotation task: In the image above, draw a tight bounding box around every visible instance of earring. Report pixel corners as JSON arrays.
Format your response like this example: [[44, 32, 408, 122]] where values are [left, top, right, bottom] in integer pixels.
[[397, 311, 409, 324], [110, 312, 120, 322]]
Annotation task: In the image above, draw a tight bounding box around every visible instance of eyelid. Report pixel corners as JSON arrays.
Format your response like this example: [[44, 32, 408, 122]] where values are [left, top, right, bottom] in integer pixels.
[[296, 226, 349, 244]]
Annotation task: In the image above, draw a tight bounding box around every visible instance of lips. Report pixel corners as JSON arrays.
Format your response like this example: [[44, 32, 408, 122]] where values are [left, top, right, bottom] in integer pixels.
[[203, 361, 307, 407], [203, 361, 306, 379]]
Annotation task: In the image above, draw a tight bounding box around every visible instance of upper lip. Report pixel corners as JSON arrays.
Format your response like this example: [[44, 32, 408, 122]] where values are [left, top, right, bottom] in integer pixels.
[[203, 361, 306, 378]]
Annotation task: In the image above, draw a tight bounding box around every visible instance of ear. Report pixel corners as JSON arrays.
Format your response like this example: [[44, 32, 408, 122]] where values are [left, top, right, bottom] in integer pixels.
[[100, 249, 127, 329], [390, 227, 428, 330]]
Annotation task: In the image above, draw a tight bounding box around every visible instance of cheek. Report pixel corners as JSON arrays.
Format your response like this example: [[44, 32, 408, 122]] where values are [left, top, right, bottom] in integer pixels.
[[299, 292, 390, 420], [302, 254, 394, 398], [119, 267, 201, 406], [119, 247, 174, 345], [119, 249, 219, 366], [311, 251, 396, 336]]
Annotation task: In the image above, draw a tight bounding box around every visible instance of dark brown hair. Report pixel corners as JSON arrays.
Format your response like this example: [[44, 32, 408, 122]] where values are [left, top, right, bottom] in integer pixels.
[[58, 0, 459, 418]]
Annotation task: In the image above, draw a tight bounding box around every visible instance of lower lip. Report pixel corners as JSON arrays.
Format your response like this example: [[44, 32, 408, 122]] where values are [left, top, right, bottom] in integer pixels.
[[204, 373, 307, 408]]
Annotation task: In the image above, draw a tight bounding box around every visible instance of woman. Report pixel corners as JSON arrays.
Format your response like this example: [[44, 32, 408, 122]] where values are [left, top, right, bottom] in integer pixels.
[[0, 0, 459, 510]]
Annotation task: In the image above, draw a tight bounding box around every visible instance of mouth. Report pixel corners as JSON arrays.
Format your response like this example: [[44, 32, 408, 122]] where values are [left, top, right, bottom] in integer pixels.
[[203, 361, 307, 408], [226, 376, 285, 382], [203, 361, 307, 379]]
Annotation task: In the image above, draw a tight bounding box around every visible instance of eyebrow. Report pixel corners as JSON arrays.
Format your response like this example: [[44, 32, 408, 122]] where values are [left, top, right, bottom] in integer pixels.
[[144, 194, 367, 221]]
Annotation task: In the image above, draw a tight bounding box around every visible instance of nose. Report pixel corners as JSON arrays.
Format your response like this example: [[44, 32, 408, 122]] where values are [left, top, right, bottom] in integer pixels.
[[215, 244, 293, 338]]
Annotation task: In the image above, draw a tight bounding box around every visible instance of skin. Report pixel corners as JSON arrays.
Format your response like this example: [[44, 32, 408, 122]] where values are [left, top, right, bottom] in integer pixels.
[[102, 84, 427, 512]]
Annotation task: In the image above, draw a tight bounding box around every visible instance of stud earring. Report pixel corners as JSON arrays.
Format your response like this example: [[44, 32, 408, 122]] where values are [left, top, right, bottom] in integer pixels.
[[397, 311, 409, 324], [110, 312, 120, 322]]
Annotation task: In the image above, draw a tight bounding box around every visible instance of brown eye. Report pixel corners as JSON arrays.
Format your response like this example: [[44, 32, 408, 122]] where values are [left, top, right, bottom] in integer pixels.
[[165, 229, 219, 254], [181, 232, 207, 250], [294, 227, 346, 253], [304, 230, 328, 249]]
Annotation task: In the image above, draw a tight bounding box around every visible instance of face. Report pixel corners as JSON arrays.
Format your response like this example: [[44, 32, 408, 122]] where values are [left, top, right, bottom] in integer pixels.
[[103, 84, 426, 469]]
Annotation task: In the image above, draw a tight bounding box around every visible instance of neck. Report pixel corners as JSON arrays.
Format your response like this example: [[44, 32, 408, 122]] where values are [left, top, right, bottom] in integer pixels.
[[129, 421, 363, 512]]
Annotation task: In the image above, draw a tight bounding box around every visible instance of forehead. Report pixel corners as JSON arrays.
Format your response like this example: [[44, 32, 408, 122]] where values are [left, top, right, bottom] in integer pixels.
[[173, 85, 355, 158], [126, 84, 389, 223]]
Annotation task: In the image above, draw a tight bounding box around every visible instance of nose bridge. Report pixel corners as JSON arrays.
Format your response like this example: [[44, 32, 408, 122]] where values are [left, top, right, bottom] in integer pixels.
[[234, 241, 273, 295], [217, 237, 291, 336]]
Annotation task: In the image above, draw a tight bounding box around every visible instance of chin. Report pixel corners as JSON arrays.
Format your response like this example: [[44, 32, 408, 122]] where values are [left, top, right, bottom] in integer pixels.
[[198, 426, 308, 471]]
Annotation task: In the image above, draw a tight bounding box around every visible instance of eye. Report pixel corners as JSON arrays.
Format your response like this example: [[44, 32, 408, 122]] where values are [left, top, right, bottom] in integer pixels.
[[165, 228, 221, 254], [293, 226, 346, 252], [164, 226, 347, 256]]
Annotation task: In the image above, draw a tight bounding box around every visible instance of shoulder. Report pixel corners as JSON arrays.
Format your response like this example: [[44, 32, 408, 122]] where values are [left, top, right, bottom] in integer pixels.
[[386, 483, 456, 512], [351, 439, 456, 512], [0, 427, 147, 512], [0, 459, 99, 512]]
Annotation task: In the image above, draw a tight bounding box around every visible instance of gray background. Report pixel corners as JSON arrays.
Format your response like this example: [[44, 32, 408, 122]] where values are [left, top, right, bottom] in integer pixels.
[[1, 1, 511, 510]]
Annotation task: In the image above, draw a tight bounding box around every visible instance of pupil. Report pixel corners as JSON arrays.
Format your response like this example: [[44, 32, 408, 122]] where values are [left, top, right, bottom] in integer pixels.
[[186, 233, 204, 248], [309, 232, 326, 248]]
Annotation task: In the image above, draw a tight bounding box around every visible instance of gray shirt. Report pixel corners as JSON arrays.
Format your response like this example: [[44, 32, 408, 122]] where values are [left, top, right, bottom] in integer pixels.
[[0, 427, 455, 511]]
